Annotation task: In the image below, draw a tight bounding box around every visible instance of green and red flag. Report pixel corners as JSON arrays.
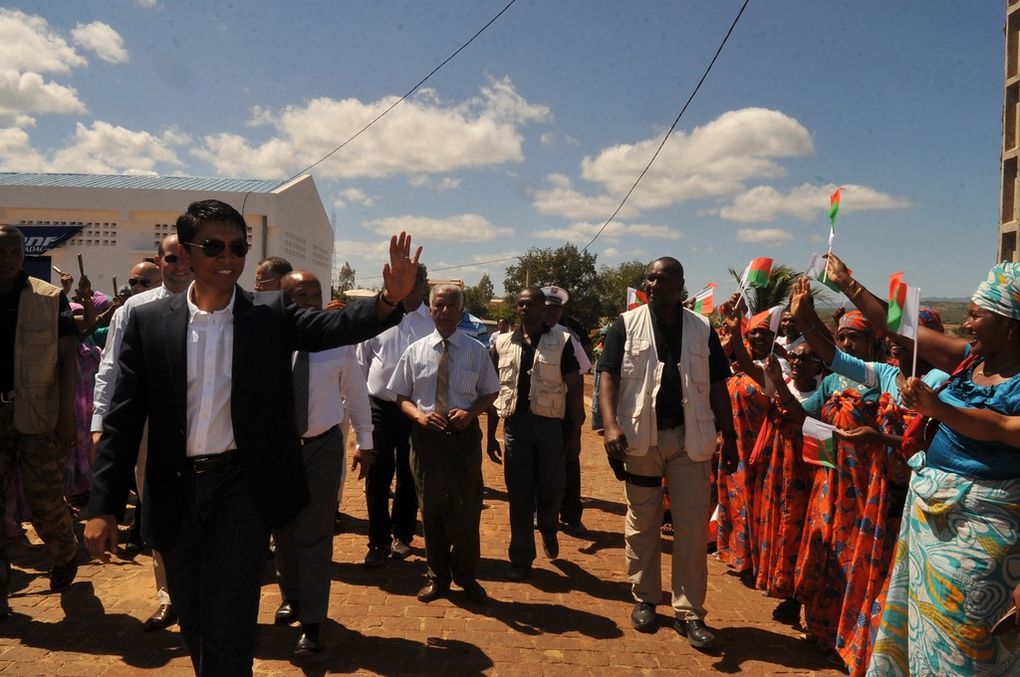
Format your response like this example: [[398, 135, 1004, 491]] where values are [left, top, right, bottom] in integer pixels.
[[689, 283, 717, 315], [802, 417, 838, 469], [828, 187, 841, 248], [626, 287, 648, 311], [743, 257, 773, 288], [887, 272, 920, 339]]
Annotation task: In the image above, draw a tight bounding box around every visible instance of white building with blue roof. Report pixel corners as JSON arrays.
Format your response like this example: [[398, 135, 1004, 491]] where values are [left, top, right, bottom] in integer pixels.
[[0, 172, 335, 294]]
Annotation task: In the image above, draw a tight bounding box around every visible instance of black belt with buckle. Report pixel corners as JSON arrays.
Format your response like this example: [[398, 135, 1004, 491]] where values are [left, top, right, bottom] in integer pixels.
[[301, 424, 339, 445], [656, 416, 684, 430], [188, 449, 240, 475]]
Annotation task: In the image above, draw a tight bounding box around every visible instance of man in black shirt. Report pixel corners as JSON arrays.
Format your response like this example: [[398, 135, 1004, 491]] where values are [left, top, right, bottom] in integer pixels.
[[598, 257, 736, 649], [0, 225, 80, 617]]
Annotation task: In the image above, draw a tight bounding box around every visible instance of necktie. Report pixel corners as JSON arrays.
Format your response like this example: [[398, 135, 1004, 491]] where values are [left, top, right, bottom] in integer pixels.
[[293, 350, 310, 435], [435, 339, 450, 415]]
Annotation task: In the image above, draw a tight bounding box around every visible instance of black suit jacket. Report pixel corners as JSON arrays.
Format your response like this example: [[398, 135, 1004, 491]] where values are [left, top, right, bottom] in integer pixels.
[[87, 287, 402, 552]]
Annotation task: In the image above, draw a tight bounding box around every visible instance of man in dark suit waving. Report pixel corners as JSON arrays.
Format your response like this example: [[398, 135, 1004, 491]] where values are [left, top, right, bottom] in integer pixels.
[[84, 199, 421, 676]]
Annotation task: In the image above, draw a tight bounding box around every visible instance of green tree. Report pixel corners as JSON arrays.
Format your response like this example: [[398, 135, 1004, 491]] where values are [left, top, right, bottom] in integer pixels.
[[332, 261, 356, 300], [504, 244, 601, 329], [597, 259, 647, 319], [464, 273, 495, 317]]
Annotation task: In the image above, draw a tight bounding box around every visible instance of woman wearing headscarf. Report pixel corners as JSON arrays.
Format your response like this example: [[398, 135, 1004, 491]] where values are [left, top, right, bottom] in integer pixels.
[[832, 262, 1020, 677], [714, 302, 789, 581], [774, 275, 949, 672]]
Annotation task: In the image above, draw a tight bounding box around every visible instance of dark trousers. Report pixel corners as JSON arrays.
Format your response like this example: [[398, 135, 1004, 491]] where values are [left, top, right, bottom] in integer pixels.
[[560, 430, 583, 525], [410, 421, 483, 585], [504, 411, 565, 567], [365, 397, 417, 547], [162, 462, 269, 677], [274, 426, 344, 624]]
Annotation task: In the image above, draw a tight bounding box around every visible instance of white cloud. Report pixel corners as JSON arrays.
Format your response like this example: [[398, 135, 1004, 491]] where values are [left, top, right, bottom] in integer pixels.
[[0, 9, 85, 74], [363, 213, 513, 242], [334, 238, 390, 261], [602, 247, 619, 258], [0, 127, 46, 171], [533, 220, 683, 243], [134, 0, 159, 7], [72, 22, 129, 64], [435, 177, 461, 191], [194, 76, 550, 179], [161, 126, 193, 146], [736, 228, 793, 246], [406, 175, 461, 192], [0, 69, 85, 123], [718, 182, 912, 223], [530, 174, 632, 220], [336, 188, 374, 208], [540, 131, 580, 147], [50, 121, 182, 173], [532, 108, 814, 218]]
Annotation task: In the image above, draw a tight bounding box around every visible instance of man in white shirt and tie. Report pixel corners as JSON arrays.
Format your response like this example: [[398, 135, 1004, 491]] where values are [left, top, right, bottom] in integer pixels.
[[90, 233, 192, 632], [388, 284, 499, 605], [356, 264, 433, 566], [271, 270, 374, 654]]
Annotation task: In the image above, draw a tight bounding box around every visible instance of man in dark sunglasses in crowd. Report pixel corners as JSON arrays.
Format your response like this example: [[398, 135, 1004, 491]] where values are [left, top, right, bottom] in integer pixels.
[[91, 233, 194, 634], [127, 261, 161, 295], [85, 198, 422, 676]]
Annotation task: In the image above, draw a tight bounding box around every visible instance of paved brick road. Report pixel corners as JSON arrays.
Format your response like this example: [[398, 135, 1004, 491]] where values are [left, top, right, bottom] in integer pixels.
[[0, 409, 845, 676]]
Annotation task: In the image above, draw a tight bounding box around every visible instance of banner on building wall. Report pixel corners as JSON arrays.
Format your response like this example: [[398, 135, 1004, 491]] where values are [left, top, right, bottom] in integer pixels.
[[19, 225, 84, 256]]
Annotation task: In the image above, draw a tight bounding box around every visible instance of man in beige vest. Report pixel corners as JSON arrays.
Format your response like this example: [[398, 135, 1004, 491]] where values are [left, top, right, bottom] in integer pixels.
[[0, 225, 80, 616], [598, 257, 737, 650]]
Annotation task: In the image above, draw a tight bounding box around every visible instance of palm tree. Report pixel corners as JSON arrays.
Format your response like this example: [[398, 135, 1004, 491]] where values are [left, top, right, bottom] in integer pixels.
[[727, 263, 800, 314]]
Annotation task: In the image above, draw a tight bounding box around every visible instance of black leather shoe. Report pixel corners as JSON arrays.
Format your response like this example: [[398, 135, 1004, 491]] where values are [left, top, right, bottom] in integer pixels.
[[294, 623, 321, 655], [49, 558, 78, 591], [631, 602, 656, 632], [674, 618, 716, 649], [461, 580, 488, 604], [542, 534, 559, 560], [143, 604, 177, 632], [364, 545, 390, 568], [416, 580, 449, 603], [274, 600, 300, 625], [506, 564, 531, 581]]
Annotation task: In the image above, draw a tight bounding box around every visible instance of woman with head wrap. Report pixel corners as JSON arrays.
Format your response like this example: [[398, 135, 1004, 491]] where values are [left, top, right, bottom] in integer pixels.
[[766, 277, 950, 671], [712, 300, 790, 582], [831, 262, 1020, 677]]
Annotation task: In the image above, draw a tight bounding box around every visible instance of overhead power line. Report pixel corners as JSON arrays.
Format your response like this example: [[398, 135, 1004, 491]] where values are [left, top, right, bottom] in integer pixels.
[[579, 0, 751, 254]]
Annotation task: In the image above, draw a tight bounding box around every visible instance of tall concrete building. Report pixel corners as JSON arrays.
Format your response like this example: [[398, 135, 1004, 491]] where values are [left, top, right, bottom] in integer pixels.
[[0, 172, 335, 293], [1001, 0, 1020, 262]]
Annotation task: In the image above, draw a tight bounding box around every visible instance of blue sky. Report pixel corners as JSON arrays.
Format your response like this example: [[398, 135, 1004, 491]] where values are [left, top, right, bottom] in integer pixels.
[[1, 1, 1005, 298]]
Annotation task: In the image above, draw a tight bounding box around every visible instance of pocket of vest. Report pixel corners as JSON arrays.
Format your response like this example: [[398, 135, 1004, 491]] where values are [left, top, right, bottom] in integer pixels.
[[621, 338, 651, 378]]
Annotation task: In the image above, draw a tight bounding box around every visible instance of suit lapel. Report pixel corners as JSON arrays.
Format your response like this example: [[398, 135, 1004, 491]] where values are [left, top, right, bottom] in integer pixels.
[[164, 293, 189, 437], [231, 288, 255, 396]]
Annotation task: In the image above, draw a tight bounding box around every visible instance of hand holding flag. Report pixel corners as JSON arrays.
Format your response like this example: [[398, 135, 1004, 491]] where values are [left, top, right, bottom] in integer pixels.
[[802, 417, 838, 469]]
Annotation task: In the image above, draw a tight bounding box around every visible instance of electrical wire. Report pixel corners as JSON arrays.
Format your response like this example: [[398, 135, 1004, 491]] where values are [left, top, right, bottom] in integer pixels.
[[579, 0, 750, 254]]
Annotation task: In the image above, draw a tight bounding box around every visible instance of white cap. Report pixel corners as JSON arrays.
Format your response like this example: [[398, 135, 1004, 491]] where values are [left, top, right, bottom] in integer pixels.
[[541, 285, 569, 306]]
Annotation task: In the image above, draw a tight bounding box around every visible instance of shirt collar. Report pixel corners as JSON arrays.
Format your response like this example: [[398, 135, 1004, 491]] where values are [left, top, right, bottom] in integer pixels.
[[186, 281, 236, 321], [513, 323, 550, 343], [430, 328, 463, 348]]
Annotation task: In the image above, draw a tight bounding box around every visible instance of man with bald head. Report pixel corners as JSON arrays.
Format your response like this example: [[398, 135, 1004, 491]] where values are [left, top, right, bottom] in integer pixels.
[[91, 232, 194, 632], [128, 261, 161, 296], [271, 270, 374, 654], [0, 224, 80, 617]]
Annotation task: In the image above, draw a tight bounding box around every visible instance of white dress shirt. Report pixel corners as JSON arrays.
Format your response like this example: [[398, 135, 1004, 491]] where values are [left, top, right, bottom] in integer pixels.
[[387, 328, 499, 413], [356, 302, 434, 401], [185, 283, 237, 457], [91, 285, 173, 433], [297, 345, 374, 448]]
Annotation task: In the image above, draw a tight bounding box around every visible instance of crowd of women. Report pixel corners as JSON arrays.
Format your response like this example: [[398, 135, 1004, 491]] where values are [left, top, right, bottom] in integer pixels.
[[706, 253, 1020, 676]]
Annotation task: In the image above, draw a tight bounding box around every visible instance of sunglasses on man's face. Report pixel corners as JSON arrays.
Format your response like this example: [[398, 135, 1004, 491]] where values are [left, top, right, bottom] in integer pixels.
[[161, 254, 179, 264], [128, 277, 154, 288], [186, 238, 250, 258]]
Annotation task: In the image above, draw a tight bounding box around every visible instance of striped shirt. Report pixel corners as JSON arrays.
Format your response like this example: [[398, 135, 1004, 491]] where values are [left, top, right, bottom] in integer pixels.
[[387, 329, 499, 413]]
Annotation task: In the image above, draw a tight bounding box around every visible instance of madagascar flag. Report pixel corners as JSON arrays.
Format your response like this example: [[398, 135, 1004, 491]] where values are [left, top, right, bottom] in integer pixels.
[[690, 283, 717, 315], [745, 257, 773, 288], [887, 272, 920, 339], [829, 188, 841, 228], [627, 287, 648, 310], [802, 417, 837, 469]]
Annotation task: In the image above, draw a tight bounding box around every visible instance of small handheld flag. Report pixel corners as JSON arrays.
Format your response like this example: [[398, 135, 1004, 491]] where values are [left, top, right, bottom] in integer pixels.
[[887, 273, 920, 340], [802, 417, 838, 469], [749, 305, 784, 334], [688, 283, 717, 315], [626, 287, 648, 310], [805, 252, 848, 292], [744, 257, 773, 289], [828, 188, 841, 229]]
